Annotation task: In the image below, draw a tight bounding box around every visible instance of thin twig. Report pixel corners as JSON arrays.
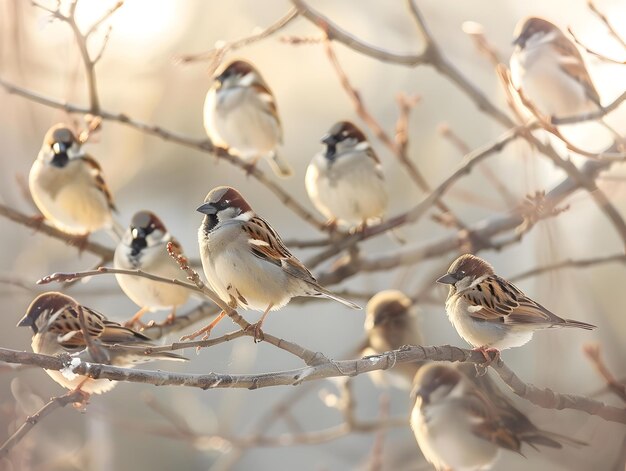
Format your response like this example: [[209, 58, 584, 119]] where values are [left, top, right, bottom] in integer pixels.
[[509, 253, 626, 282], [0, 389, 85, 458], [583, 344, 626, 403]]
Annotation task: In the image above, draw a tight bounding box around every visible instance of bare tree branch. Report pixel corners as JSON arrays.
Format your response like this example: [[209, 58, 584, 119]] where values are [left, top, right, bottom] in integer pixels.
[[0, 389, 85, 458], [1, 346, 624, 423]]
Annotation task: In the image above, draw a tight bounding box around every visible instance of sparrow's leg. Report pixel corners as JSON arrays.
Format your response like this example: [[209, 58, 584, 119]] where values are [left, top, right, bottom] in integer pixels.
[[163, 306, 177, 326], [179, 310, 227, 342], [473, 346, 501, 367], [248, 303, 273, 343], [29, 214, 46, 232], [70, 233, 91, 254], [242, 156, 260, 176], [124, 306, 149, 329], [70, 379, 91, 408]]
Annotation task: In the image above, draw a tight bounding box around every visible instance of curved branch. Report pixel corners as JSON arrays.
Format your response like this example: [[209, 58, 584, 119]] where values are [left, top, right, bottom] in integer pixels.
[[1, 346, 623, 423]]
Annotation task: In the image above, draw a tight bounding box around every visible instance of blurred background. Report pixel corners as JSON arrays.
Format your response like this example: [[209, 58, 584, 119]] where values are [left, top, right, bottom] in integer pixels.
[[1, 0, 625, 469]]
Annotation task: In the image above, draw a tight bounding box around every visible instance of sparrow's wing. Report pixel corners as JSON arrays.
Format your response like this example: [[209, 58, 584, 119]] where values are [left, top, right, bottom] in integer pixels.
[[242, 216, 316, 282], [461, 386, 522, 453], [251, 81, 283, 143], [47, 305, 107, 349], [80, 154, 117, 212], [365, 147, 385, 180], [461, 275, 566, 326], [551, 36, 601, 106]]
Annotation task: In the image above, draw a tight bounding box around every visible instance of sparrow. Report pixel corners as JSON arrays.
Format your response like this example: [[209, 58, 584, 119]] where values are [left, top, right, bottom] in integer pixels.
[[203, 59, 292, 177], [29, 123, 121, 237], [410, 362, 584, 471], [305, 121, 387, 230], [114, 210, 191, 326], [17, 292, 187, 395], [437, 254, 596, 361], [197, 186, 360, 340], [510, 17, 604, 120], [361, 290, 424, 389]]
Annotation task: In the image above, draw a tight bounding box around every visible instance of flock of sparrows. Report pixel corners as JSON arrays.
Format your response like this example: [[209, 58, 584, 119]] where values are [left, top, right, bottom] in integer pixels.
[[16, 15, 605, 470]]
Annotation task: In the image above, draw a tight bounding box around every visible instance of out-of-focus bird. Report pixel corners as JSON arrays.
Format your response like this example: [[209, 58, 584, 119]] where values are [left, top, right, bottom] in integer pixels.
[[203, 59, 292, 177], [196, 186, 360, 341], [17, 292, 186, 395], [29, 124, 121, 237], [437, 254, 596, 361], [114, 210, 191, 327], [410, 362, 585, 471], [305, 121, 387, 230], [510, 17, 622, 137], [361, 290, 423, 389]]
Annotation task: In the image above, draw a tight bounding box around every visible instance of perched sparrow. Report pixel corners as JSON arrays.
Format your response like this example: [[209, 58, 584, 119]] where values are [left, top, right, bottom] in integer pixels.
[[510, 17, 601, 119], [305, 121, 387, 230], [410, 363, 583, 471], [197, 186, 360, 340], [114, 211, 191, 325], [362, 290, 423, 389], [203, 59, 292, 177], [437, 254, 595, 360], [17, 292, 186, 395], [29, 124, 121, 236]]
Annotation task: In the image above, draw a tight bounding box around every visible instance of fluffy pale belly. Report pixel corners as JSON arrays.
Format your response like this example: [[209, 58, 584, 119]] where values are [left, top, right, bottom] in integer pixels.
[[447, 296, 534, 350], [204, 91, 279, 157], [314, 173, 387, 225], [207, 247, 297, 311], [32, 182, 111, 234], [413, 405, 499, 471], [511, 56, 596, 118], [114, 251, 190, 310]]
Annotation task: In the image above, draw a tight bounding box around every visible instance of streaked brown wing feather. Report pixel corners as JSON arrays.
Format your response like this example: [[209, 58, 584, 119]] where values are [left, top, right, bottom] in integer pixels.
[[49, 305, 106, 348], [462, 276, 561, 325], [551, 39, 601, 106], [81, 154, 117, 212], [243, 216, 315, 282], [250, 82, 282, 142], [463, 387, 522, 453]]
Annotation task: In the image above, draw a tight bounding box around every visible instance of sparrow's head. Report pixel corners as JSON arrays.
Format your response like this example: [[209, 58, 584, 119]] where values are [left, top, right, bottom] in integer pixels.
[[17, 292, 76, 334], [197, 186, 252, 229], [365, 289, 412, 331], [40, 124, 81, 168], [214, 59, 263, 90], [436, 253, 494, 291], [124, 211, 168, 257], [512, 17, 561, 50], [321, 121, 369, 161], [411, 363, 463, 406]]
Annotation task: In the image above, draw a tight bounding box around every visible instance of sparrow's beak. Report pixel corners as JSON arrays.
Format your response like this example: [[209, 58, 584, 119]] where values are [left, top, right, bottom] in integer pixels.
[[321, 134, 337, 146], [17, 314, 32, 328], [196, 202, 217, 215], [436, 273, 456, 285], [131, 227, 147, 240], [51, 141, 69, 155]]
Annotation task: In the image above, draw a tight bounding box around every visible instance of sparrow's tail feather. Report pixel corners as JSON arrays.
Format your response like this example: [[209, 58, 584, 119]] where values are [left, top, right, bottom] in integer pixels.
[[314, 285, 361, 310], [267, 151, 293, 178], [523, 430, 587, 449], [150, 351, 189, 362], [561, 318, 596, 330]]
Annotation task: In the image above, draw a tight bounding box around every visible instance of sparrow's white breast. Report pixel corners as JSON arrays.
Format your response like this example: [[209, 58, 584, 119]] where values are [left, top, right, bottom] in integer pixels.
[[411, 399, 500, 471], [510, 45, 596, 117], [203, 87, 281, 158], [29, 158, 112, 234], [114, 241, 190, 310], [446, 293, 534, 350], [305, 151, 387, 226]]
